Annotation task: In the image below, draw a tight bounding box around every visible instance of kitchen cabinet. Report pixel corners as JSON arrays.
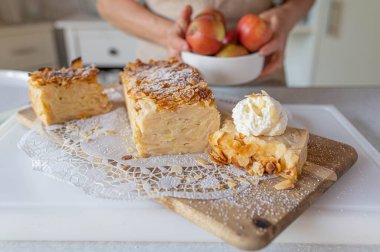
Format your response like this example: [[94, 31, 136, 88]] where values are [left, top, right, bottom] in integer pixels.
[[55, 17, 138, 68], [286, 0, 380, 86], [0, 23, 57, 71], [313, 0, 380, 86], [77, 30, 138, 67]]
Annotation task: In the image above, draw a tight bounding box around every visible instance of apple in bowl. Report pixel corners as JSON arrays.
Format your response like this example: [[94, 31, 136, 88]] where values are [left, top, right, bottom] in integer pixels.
[[216, 44, 249, 57], [195, 7, 227, 29], [223, 28, 238, 44], [186, 15, 225, 55], [183, 9, 271, 85], [237, 14, 273, 52]]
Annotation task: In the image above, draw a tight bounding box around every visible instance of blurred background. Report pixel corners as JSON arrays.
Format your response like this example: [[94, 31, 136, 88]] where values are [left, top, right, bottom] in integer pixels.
[[0, 0, 379, 87]]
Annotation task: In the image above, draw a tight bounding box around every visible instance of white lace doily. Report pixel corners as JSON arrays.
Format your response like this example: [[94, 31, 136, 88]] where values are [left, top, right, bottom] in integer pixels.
[[18, 87, 273, 200]]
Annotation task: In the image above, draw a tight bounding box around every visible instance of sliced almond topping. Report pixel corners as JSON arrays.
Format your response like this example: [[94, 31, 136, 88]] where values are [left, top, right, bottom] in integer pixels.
[[209, 154, 226, 165], [227, 180, 237, 189], [274, 179, 295, 190], [209, 131, 225, 146], [265, 161, 277, 174], [121, 155, 133, 160], [216, 184, 226, 190], [237, 177, 251, 186], [106, 130, 117, 135], [247, 169, 255, 176], [249, 162, 264, 177], [279, 172, 297, 182], [250, 179, 260, 186], [194, 157, 210, 166], [236, 155, 250, 168], [208, 150, 227, 163], [121, 164, 130, 170]]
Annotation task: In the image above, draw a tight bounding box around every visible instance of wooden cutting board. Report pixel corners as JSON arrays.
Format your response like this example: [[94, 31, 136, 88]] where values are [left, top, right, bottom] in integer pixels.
[[16, 106, 357, 251]]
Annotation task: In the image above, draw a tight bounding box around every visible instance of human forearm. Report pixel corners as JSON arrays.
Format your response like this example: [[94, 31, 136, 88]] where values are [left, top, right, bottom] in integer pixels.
[[97, 0, 172, 46], [258, 0, 315, 77], [279, 0, 315, 32]]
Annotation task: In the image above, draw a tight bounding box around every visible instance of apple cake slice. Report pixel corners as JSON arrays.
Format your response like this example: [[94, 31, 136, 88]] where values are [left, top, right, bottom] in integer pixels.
[[29, 58, 112, 125], [121, 58, 220, 157], [209, 120, 309, 183]]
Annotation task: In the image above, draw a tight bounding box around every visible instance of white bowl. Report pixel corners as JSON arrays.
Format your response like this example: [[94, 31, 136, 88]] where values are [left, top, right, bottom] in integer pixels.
[[181, 51, 264, 86]]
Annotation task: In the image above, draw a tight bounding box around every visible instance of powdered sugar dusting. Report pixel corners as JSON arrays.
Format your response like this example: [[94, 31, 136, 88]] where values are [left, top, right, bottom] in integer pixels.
[[123, 59, 213, 110], [177, 169, 324, 231]]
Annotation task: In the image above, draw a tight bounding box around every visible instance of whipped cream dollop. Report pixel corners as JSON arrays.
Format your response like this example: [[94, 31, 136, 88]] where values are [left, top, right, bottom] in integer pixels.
[[232, 91, 288, 137]]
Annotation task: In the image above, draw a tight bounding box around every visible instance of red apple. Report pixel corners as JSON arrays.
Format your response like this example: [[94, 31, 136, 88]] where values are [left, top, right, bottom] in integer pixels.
[[216, 44, 249, 57], [237, 14, 273, 52], [223, 28, 238, 44], [186, 16, 225, 55], [195, 8, 226, 29]]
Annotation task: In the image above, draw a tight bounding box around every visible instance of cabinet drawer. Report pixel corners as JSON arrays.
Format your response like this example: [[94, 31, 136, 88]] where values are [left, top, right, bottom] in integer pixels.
[[0, 32, 56, 70], [77, 30, 138, 67]]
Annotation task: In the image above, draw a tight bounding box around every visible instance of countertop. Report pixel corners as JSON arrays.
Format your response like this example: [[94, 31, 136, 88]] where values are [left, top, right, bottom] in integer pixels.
[[1, 87, 380, 252]]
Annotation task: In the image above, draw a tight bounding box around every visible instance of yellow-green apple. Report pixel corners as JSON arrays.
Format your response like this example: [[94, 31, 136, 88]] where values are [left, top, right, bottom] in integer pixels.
[[186, 16, 225, 55], [223, 28, 238, 44], [195, 7, 226, 29], [216, 44, 249, 57], [237, 14, 272, 52]]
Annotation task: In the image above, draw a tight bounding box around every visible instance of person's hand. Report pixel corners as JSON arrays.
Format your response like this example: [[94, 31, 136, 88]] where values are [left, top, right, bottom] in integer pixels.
[[166, 5, 192, 59], [258, 7, 294, 78]]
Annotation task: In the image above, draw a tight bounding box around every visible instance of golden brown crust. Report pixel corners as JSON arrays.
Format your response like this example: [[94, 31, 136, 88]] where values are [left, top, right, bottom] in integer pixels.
[[209, 120, 309, 183], [29, 57, 98, 87], [208, 121, 281, 176], [121, 58, 214, 110]]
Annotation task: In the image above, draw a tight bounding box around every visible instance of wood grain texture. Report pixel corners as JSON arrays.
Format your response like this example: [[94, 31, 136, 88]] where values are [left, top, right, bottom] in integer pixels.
[[156, 136, 357, 250], [16, 107, 358, 251]]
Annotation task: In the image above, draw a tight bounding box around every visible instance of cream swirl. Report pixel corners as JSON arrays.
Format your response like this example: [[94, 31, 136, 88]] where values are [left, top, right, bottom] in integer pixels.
[[232, 91, 288, 137]]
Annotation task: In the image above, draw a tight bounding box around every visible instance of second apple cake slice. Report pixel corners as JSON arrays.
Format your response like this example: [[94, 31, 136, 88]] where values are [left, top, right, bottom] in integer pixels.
[[121, 58, 220, 157]]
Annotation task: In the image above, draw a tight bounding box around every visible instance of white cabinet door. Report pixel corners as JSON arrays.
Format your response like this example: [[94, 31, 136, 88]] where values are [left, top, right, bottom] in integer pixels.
[[77, 30, 138, 67], [313, 0, 380, 86]]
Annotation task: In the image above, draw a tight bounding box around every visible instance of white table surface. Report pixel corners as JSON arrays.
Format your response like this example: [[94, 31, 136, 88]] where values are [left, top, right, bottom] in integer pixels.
[[1, 87, 380, 252]]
